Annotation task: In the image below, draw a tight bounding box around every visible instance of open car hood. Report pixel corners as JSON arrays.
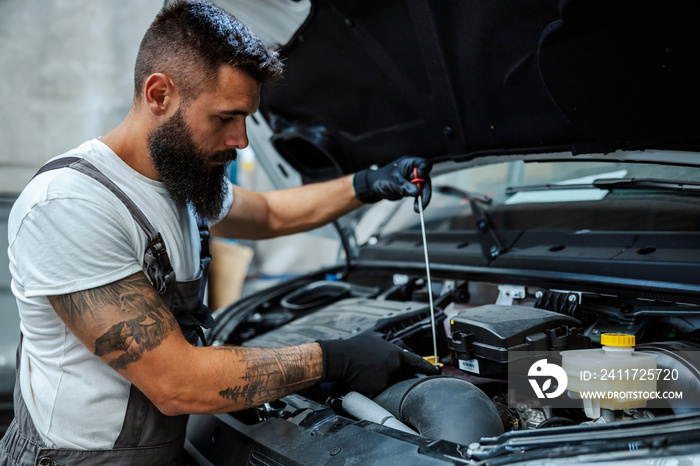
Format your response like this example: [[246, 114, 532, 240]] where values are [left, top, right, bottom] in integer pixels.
[[223, 0, 700, 181], [185, 4, 700, 465]]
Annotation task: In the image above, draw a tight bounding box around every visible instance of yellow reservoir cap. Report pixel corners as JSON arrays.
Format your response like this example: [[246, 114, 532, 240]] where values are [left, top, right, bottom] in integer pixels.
[[601, 333, 635, 347]]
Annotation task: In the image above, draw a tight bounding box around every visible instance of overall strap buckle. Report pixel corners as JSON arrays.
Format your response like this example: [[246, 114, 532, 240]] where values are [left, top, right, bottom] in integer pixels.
[[145, 233, 176, 295]]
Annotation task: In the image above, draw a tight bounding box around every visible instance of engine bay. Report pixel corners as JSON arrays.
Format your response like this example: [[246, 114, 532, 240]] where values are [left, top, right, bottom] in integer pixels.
[[201, 268, 700, 461]]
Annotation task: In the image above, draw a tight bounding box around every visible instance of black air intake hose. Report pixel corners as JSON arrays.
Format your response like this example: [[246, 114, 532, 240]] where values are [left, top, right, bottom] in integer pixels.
[[636, 341, 700, 414], [373, 376, 504, 445]]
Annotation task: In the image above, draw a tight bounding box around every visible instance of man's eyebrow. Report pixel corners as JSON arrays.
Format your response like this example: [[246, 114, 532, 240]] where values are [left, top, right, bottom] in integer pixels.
[[219, 109, 249, 116]]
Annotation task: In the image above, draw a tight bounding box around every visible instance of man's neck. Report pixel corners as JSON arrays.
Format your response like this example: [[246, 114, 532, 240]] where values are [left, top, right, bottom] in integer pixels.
[[99, 109, 161, 180]]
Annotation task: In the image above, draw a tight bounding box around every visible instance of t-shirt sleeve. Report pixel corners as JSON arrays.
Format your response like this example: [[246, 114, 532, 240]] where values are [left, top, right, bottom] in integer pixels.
[[10, 196, 143, 297]]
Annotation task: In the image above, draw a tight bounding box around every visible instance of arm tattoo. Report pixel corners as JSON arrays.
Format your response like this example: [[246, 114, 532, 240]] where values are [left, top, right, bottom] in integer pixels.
[[50, 273, 177, 371], [214, 345, 321, 407]]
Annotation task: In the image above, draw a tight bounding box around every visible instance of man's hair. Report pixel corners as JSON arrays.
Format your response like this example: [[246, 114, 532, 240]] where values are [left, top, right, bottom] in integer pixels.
[[134, 0, 283, 102]]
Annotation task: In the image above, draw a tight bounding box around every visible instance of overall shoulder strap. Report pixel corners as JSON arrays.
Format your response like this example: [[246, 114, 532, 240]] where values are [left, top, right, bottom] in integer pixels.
[[34, 157, 160, 242], [33, 157, 175, 293], [197, 217, 211, 259]]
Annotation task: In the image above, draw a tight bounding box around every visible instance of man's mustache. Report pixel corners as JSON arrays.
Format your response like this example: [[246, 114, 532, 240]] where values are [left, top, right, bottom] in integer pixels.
[[209, 149, 238, 165]]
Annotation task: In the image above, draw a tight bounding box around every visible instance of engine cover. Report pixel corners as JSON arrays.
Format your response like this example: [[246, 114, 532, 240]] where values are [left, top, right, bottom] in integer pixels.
[[243, 298, 432, 348]]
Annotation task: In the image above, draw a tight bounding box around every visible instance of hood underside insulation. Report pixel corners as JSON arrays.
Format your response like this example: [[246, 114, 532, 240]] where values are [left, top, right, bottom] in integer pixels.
[[258, 0, 700, 180]]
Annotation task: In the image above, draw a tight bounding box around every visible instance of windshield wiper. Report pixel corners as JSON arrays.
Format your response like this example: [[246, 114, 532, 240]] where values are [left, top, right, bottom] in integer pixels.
[[431, 185, 505, 263], [435, 185, 493, 204], [507, 178, 700, 194], [469, 195, 507, 264]]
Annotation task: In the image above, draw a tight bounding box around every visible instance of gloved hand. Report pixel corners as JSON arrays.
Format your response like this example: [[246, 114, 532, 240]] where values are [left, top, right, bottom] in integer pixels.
[[353, 156, 432, 213], [317, 333, 440, 398]]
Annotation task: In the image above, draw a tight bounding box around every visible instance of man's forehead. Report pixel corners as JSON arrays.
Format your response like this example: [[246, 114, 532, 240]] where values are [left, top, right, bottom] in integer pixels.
[[217, 65, 260, 93], [198, 65, 261, 112]]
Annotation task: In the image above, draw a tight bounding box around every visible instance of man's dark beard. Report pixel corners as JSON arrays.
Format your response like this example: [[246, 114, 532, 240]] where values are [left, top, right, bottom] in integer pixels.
[[148, 109, 237, 220]]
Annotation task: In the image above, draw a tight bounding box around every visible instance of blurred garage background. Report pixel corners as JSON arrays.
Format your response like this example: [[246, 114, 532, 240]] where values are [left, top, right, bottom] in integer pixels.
[[0, 0, 338, 436]]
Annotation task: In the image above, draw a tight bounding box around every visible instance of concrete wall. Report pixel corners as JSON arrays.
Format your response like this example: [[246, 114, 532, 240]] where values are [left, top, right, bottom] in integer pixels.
[[0, 0, 340, 282], [0, 0, 163, 195]]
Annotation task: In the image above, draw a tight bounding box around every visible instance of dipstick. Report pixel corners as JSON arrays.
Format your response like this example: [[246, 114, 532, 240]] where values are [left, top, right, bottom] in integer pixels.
[[411, 168, 439, 370]]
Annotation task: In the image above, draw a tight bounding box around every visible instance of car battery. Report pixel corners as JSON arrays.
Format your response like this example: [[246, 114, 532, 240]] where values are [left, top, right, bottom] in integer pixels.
[[447, 304, 590, 378]]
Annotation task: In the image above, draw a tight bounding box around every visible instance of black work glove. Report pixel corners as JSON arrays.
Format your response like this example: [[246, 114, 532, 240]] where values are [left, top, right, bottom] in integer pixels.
[[317, 333, 440, 398], [353, 156, 432, 213]]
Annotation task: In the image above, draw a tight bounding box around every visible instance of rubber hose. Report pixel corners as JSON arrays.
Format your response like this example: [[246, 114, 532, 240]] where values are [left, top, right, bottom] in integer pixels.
[[373, 376, 504, 445], [342, 391, 418, 435], [536, 416, 576, 428]]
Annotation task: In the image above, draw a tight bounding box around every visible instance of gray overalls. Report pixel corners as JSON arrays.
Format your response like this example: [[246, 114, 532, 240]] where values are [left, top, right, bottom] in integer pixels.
[[1, 158, 215, 465]]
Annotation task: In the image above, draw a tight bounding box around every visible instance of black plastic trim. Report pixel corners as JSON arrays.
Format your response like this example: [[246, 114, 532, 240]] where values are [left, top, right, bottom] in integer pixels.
[[353, 260, 700, 303]]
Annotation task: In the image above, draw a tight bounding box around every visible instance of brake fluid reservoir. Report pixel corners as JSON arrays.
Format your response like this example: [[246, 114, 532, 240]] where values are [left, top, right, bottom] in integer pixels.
[[561, 333, 657, 418]]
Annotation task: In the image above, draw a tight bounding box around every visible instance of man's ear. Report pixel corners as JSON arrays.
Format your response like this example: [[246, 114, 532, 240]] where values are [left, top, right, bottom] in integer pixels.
[[143, 73, 179, 117]]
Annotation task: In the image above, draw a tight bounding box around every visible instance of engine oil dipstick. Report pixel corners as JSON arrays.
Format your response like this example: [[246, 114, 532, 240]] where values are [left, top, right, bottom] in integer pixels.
[[411, 168, 439, 370]]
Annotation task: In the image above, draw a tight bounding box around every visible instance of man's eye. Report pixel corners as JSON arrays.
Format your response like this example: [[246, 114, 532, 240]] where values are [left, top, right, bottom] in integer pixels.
[[218, 116, 233, 123]]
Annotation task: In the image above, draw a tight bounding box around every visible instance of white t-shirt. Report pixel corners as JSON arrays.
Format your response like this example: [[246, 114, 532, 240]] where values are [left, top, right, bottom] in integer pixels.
[[7, 139, 233, 449]]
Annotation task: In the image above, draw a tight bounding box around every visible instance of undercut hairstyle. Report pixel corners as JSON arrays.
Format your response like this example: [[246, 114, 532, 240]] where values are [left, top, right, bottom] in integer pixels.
[[134, 0, 283, 103]]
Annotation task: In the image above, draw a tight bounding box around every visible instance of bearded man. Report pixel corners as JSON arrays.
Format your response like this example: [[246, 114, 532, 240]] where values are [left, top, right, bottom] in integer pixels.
[[1, 1, 434, 464]]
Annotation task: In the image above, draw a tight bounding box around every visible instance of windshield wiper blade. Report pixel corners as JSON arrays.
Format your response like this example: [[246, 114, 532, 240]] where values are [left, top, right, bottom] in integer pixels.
[[592, 177, 700, 192], [507, 178, 700, 194]]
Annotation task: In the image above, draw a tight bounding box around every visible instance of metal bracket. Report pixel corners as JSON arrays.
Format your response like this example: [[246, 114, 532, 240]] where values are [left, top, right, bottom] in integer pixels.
[[496, 285, 527, 305]]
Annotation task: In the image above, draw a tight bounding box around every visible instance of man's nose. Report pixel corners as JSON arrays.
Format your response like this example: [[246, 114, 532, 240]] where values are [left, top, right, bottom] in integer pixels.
[[224, 122, 249, 149]]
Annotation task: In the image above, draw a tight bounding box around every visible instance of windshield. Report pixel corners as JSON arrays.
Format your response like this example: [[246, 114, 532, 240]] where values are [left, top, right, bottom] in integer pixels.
[[366, 158, 700, 241]]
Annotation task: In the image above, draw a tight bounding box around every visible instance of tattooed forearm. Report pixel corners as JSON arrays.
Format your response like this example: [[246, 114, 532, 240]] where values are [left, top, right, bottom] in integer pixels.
[[216, 345, 322, 408], [49, 273, 177, 370]]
